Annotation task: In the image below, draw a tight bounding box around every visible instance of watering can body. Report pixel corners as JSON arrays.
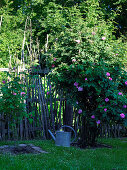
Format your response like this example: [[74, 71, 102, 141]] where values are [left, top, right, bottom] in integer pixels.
[[48, 125, 76, 147], [55, 131, 71, 147]]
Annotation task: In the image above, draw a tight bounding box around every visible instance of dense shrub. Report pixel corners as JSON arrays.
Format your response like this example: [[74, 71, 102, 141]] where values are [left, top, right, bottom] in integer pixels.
[[0, 75, 26, 125], [45, 2, 127, 146]]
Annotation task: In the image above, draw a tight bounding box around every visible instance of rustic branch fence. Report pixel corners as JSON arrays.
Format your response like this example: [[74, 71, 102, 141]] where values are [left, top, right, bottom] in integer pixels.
[[0, 67, 126, 140], [0, 71, 126, 140]]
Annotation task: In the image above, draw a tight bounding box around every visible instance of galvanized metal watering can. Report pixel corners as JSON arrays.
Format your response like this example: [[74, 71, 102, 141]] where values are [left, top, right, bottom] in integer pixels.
[[48, 125, 76, 147]]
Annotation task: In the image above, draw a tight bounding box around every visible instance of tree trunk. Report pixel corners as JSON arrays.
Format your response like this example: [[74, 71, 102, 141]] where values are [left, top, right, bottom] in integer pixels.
[[63, 100, 73, 131], [80, 116, 98, 148]]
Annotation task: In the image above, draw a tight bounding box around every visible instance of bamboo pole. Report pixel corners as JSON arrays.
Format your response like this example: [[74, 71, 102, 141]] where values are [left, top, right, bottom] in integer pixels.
[[24, 117, 28, 139], [34, 77, 43, 138], [25, 76, 30, 139], [58, 90, 62, 128], [38, 76, 49, 138], [34, 77, 38, 133], [1, 114, 5, 140], [108, 124, 110, 138], [118, 124, 120, 137], [38, 96, 43, 138], [0, 15, 3, 30], [39, 76, 50, 129], [31, 77, 35, 138], [8, 46, 12, 70], [30, 19, 33, 62], [48, 80, 55, 133], [45, 34, 48, 53], [20, 120, 23, 140], [7, 118, 10, 140], [37, 76, 46, 139]]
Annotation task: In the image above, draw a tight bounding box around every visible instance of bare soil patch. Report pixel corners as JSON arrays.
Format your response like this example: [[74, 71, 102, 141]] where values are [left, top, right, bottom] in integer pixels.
[[0, 144, 48, 155], [71, 142, 112, 149]]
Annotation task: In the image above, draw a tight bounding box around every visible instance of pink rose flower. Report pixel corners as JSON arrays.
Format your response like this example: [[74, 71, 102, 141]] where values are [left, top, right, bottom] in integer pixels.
[[72, 59, 76, 62], [106, 72, 110, 77], [104, 108, 107, 112], [101, 37, 106, 40], [78, 87, 83, 91], [91, 115, 95, 119], [85, 78, 87, 81], [120, 113, 125, 119], [74, 82, 78, 87], [118, 92, 122, 95], [2, 81, 6, 84], [75, 40, 80, 43], [47, 91, 49, 95], [53, 58, 56, 61], [123, 105, 127, 108], [78, 109, 82, 114], [109, 77, 112, 81], [105, 98, 109, 102], [92, 32, 96, 35], [96, 120, 101, 124], [115, 53, 118, 55], [125, 81, 127, 85], [52, 64, 55, 68], [13, 93, 17, 95], [21, 92, 25, 95]]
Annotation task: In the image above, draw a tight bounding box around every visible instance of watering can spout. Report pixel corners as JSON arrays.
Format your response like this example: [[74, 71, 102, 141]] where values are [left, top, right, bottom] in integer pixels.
[[48, 130, 56, 141]]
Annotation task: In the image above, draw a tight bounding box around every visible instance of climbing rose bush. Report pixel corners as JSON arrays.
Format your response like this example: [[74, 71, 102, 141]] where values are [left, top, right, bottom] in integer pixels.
[[0, 76, 26, 123], [46, 2, 127, 146]]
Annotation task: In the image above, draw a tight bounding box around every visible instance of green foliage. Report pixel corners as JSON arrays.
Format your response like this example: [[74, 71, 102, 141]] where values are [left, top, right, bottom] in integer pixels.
[[0, 1, 26, 70], [0, 73, 26, 123], [44, 2, 127, 145], [99, 0, 127, 37]]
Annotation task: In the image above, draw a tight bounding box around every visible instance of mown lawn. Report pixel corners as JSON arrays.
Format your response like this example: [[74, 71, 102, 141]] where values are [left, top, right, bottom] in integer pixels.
[[0, 138, 127, 170]]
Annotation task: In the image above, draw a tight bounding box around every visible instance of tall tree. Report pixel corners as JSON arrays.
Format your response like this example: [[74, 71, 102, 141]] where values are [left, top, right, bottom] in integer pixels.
[[99, 0, 127, 37]]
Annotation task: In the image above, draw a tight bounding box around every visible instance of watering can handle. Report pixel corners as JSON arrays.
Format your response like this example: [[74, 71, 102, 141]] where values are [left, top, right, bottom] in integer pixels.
[[59, 125, 76, 144]]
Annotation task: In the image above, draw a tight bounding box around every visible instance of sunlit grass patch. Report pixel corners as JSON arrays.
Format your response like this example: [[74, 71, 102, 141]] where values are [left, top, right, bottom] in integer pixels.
[[0, 138, 127, 170]]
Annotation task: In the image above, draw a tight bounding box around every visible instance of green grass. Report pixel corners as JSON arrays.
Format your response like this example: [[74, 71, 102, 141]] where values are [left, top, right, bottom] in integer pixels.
[[0, 138, 127, 170]]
